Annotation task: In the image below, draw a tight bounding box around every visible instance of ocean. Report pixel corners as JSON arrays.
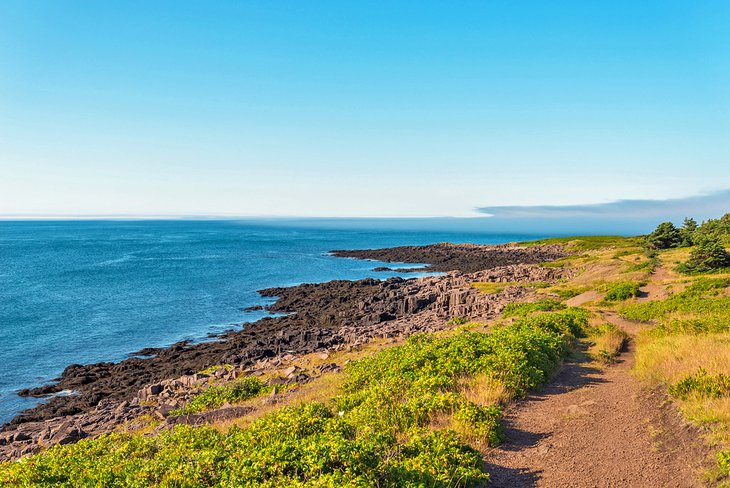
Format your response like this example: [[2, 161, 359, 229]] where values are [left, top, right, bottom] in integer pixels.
[[0, 219, 550, 424]]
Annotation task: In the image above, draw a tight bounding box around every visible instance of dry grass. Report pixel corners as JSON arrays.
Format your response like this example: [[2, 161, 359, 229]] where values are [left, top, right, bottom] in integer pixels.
[[458, 374, 511, 407], [471, 281, 518, 294], [659, 247, 692, 267], [588, 324, 628, 362], [634, 331, 730, 454], [634, 332, 730, 385], [426, 375, 509, 450]]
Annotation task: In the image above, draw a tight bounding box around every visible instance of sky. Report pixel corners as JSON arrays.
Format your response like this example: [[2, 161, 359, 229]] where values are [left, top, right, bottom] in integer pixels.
[[0, 1, 729, 219]]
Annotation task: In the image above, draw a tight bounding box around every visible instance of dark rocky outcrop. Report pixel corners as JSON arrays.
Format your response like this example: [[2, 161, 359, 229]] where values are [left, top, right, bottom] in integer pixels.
[[331, 242, 566, 274]]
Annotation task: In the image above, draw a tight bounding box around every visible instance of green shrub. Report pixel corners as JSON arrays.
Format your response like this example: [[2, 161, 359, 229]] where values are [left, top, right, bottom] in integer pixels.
[[553, 288, 581, 299], [173, 376, 271, 415], [603, 281, 641, 301], [718, 450, 730, 476], [501, 299, 566, 318], [677, 237, 730, 274], [452, 402, 504, 446], [668, 369, 730, 400], [685, 277, 730, 293], [447, 316, 468, 326], [514, 308, 590, 340]]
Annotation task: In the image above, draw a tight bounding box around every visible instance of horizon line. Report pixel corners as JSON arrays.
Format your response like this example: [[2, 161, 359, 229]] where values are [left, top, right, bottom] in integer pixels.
[[0, 213, 492, 221]]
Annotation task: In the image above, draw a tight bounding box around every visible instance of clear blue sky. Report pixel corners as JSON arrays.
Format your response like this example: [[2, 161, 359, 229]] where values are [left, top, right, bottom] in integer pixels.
[[1, 1, 728, 217]]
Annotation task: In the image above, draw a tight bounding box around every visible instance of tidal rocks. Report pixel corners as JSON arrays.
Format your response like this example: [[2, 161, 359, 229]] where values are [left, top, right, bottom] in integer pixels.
[[241, 305, 264, 311]]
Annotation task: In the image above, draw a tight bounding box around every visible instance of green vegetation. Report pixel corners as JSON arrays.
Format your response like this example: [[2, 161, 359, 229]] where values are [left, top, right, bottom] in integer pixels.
[[602, 280, 641, 302], [694, 214, 730, 243], [623, 253, 659, 274], [548, 284, 590, 299], [199, 364, 233, 375], [677, 237, 730, 274], [172, 377, 272, 415], [646, 222, 683, 250], [718, 451, 730, 477], [521, 235, 639, 251], [501, 299, 566, 318], [668, 369, 730, 401], [2, 405, 491, 487], [553, 288, 581, 299], [644, 215, 730, 274], [0, 309, 590, 486], [645, 215, 728, 251], [471, 281, 516, 295], [538, 254, 592, 268], [619, 278, 730, 325], [446, 316, 468, 326]]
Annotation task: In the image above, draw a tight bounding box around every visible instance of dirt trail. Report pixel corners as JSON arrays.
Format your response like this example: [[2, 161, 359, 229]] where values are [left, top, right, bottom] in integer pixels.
[[637, 265, 673, 302], [486, 270, 709, 487], [566, 290, 602, 307]]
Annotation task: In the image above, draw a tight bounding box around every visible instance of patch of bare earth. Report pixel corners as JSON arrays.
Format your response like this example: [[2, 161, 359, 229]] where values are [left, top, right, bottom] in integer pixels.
[[485, 312, 710, 487], [637, 265, 675, 302], [566, 290, 603, 307]]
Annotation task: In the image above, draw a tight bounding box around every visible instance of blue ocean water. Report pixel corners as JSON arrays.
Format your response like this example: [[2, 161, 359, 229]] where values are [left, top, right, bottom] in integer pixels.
[[0, 220, 549, 424]]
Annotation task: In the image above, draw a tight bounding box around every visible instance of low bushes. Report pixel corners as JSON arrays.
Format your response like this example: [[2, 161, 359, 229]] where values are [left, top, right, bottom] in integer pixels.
[[0, 309, 589, 486], [172, 377, 271, 415], [668, 369, 730, 400], [603, 281, 641, 302]]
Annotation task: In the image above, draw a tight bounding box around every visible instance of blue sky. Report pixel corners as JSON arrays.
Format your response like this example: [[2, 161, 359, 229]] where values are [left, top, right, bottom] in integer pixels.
[[1, 1, 728, 218]]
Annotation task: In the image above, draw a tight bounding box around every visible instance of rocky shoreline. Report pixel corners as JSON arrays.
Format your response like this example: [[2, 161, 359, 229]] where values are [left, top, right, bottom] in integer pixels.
[[331, 242, 565, 273], [0, 242, 568, 461]]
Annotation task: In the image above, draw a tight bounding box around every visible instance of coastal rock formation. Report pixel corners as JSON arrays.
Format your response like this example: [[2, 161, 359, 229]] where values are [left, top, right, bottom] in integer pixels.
[[0, 243, 571, 461], [331, 242, 566, 273]]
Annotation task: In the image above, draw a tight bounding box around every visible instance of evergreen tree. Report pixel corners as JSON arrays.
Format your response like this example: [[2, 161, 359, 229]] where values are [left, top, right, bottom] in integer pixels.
[[646, 222, 682, 250], [680, 236, 730, 273], [680, 217, 697, 246]]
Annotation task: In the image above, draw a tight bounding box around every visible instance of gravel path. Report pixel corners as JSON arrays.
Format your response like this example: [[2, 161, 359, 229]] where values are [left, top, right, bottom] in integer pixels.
[[485, 309, 710, 487]]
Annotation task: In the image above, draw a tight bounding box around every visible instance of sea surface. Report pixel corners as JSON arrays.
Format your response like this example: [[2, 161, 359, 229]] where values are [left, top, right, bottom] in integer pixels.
[[0, 220, 550, 424]]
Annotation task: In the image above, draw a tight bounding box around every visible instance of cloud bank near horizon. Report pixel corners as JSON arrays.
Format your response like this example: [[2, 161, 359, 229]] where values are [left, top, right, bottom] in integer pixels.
[[477, 190, 730, 221]]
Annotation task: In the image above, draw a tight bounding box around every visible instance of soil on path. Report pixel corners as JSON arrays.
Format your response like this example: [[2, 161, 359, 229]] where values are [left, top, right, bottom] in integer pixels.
[[486, 303, 710, 486], [637, 265, 674, 302]]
